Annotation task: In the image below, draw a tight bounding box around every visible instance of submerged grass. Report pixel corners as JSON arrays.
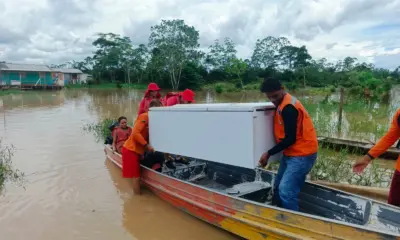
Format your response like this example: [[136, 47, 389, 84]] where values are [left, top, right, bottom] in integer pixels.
[[0, 89, 23, 97], [268, 147, 394, 188], [82, 118, 117, 143], [0, 139, 25, 191]]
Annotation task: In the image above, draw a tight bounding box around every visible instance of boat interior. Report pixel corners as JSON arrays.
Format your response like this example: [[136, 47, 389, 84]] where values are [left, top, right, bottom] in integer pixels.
[[157, 157, 400, 235]]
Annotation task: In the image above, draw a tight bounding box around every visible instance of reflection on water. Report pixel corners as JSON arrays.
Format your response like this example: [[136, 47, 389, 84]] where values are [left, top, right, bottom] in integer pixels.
[[105, 160, 235, 240], [0, 88, 399, 240], [0, 89, 237, 240]]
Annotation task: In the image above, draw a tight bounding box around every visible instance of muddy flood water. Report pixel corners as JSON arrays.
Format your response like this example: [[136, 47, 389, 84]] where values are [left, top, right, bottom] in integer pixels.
[[0, 88, 399, 239]]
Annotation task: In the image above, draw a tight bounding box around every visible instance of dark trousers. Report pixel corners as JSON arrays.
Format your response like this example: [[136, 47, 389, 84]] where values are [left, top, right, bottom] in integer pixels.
[[141, 151, 165, 172], [389, 170, 400, 206]]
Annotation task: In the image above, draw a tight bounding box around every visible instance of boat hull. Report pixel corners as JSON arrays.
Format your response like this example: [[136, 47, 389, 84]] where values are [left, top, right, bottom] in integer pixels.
[[104, 145, 400, 240]]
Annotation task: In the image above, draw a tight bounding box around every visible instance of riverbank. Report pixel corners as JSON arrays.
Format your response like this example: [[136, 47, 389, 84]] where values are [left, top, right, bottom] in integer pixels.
[[202, 81, 337, 96], [0, 89, 23, 97], [65, 82, 147, 90]]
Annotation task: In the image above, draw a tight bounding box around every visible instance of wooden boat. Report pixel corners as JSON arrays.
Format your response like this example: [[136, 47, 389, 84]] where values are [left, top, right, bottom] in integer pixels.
[[314, 181, 389, 203], [104, 145, 400, 239], [317, 136, 400, 160]]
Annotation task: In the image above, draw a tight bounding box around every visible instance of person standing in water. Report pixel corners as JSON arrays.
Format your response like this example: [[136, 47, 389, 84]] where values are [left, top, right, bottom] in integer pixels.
[[112, 116, 132, 153], [258, 77, 318, 211], [138, 83, 164, 115], [122, 99, 163, 195], [353, 108, 400, 207]]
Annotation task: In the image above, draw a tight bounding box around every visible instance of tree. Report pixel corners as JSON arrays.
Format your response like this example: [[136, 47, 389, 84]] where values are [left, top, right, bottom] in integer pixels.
[[293, 46, 312, 88], [206, 38, 237, 70], [343, 57, 358, 72], [148, 19, 200, 90], [225, 58, 248, 88], [92, 33, 126, 82], [251, 36, 290, 69], [131, 44, 150, 83]]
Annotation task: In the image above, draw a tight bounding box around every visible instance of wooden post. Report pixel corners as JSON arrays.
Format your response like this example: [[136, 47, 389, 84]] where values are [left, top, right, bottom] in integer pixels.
[[338, 87, 344, 133]]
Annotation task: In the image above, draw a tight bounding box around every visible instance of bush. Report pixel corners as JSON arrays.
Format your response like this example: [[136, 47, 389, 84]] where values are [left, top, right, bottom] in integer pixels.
[[82, 118, 116, 142], [349, 86, 363, 96], [0, 139, 24, 190], [285, 82, 298, 91], [215, 84, 224, 94]]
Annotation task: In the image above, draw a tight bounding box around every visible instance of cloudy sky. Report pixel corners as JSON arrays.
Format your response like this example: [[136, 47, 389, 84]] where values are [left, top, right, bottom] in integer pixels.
[[0, 0, 399, 69]]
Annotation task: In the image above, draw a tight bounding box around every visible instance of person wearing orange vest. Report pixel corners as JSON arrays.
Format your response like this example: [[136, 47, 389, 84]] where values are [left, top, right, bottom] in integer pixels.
[[353, 109, 400, 206], [258, 77, 318, 211], [122, 99, 163, 195]]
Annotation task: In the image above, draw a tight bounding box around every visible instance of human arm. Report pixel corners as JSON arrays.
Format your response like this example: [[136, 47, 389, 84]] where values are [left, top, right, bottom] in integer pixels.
[[132, 114, 155, 152], [112, 130, 117, 151], [132, 114, 148, 146], [353, 113, 400, 173], [268, 104, 298, 155], [138, 99, 145, 115], [367, 114, 400, 159], [259, 105, 298, 167]]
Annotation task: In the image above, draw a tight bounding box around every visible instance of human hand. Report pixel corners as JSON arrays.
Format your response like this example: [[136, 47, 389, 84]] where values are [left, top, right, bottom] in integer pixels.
[[146, 144, 155, 153], [259, 152, 270, 168], [352, 155, 372, 174]]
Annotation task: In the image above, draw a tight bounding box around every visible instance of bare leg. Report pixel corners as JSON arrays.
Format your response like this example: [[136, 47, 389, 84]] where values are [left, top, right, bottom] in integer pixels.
[[132, 178, 141, 195]]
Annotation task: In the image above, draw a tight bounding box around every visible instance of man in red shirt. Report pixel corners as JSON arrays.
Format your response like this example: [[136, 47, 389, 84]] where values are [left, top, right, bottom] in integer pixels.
[[165, 89, 195, 106]]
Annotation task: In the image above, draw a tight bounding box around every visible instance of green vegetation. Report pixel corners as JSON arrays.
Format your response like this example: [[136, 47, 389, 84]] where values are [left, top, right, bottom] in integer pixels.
[[311, 148, 393, 187], [0, 139, 24, 191], [268, 147, 393, 188], [301, 94, 394, 142], [0, 89, 22, 97], [52, 19, 398, 97], [65, 82, 147, 90], [82, 118, 116, 143]]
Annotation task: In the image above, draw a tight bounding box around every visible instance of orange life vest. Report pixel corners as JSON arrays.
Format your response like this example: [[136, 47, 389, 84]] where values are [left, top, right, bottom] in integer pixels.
[[273, 93, 318, 156], [368, 109, 400, 171]]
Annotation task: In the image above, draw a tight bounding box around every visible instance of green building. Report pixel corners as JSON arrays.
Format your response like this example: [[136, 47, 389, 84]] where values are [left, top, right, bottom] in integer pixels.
[[0, 62, 56, 87]]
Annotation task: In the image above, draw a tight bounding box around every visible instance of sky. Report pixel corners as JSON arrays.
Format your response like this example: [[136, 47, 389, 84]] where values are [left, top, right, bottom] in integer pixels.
[[0, 0, 399, 69]]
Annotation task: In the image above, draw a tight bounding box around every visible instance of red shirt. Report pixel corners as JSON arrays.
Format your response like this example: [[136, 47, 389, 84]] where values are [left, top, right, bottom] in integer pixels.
[[113, 127, 132, 153], [166, 95, 180, 106]]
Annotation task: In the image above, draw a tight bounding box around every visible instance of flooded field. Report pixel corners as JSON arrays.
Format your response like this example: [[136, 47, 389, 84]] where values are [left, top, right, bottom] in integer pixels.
[[0, 87, 399, 239]]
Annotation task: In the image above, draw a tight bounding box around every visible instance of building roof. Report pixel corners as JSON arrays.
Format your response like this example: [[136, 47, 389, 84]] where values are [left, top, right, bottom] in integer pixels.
[[51, 68, 83, 74], [0, 62, 83, 74], [0, 62, 52, 72]]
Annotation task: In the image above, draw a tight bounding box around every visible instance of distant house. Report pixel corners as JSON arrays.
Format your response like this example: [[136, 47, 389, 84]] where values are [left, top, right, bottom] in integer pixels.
[[51, 68, 83, 85], [0, 62, 56, 87], [0, 62, 84, 88], [80, 73, 92, 84]]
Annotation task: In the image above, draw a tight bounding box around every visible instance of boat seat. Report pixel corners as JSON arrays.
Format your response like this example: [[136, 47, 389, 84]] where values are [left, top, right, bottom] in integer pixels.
[[299, 183, 371, 225]]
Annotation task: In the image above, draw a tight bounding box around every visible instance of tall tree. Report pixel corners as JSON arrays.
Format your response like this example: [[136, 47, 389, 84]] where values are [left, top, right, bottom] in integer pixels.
[[148, 19, 200, 90], [251, 36, 290, 69], [225, 58, 248, 88], [206, 38, 237, 70], [293, 46, 312, 87]]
